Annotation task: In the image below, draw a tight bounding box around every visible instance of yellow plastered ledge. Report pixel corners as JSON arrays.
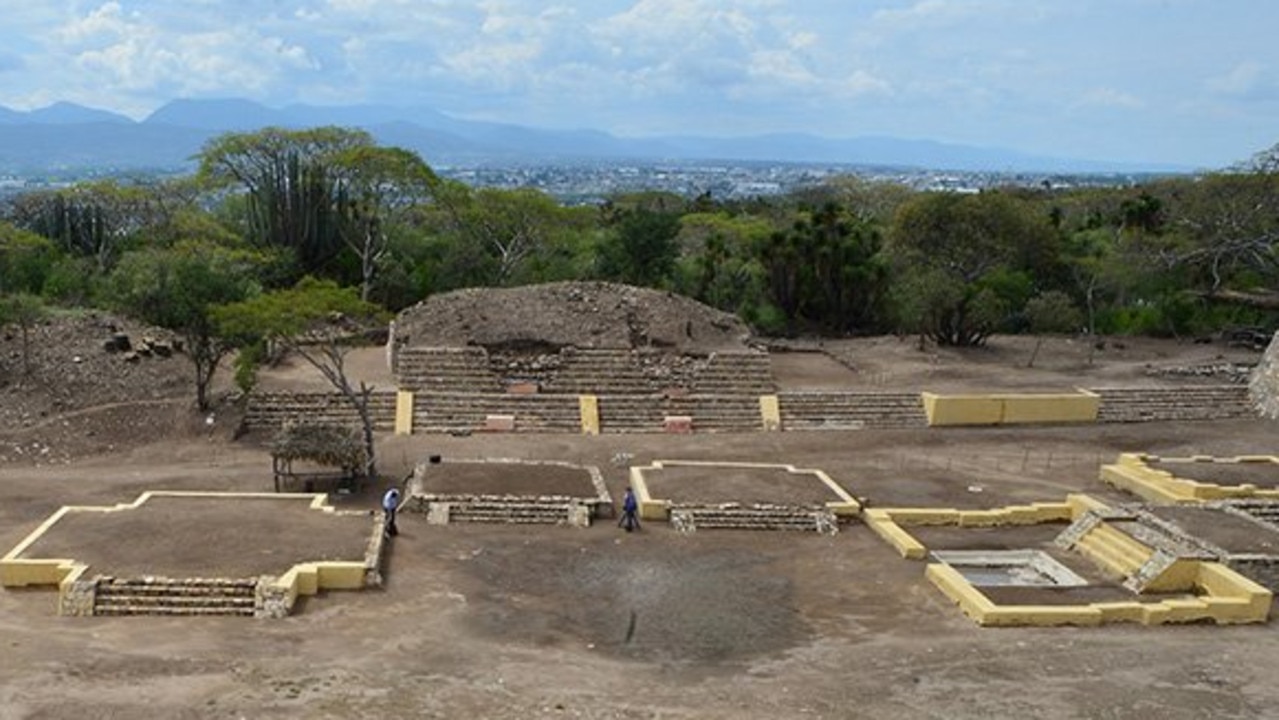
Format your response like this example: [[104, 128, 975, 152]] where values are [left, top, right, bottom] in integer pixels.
[[921, 389, 1100, 427], [865, 497, 1105, 561], [927, 560, 1272, 627], [1100, 453, 1279, 505], [630, 460, 861, 523], [2, 492, 356, 589]]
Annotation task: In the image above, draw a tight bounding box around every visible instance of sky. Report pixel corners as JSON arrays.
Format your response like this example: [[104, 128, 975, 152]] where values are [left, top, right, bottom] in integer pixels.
[[0, 0, 1275, 168]]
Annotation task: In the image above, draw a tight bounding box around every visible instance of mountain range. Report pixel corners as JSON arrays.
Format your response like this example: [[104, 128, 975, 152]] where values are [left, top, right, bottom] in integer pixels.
[[0, 98, 1191, 175]]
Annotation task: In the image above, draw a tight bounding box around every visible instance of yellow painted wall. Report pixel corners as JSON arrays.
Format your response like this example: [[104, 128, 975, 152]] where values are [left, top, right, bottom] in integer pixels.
[[921, 390, 1100, 426], [395, 390, 414, 436], [759, 395, 781, 432], [579, 395, 600, 436]]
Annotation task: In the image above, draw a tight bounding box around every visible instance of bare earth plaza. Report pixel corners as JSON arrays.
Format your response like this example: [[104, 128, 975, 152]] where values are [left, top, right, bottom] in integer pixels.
[[3, 283, 1279, 719]]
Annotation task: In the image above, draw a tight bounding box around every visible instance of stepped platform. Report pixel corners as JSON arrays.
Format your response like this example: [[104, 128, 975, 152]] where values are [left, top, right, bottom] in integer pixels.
[[777, 391, 928, 430], [670, 505, 839, 534], [396, 346, 503, 393], [2, 492, 384, 618], [244, 391, 397, 432], [408, 458, 611, 527], [1094, 385, 1254, 422], [93, 577, 258, 617]]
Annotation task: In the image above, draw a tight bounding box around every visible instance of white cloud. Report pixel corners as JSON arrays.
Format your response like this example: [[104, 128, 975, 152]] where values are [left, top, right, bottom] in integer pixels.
[[1206, 61, 1268, 97], [1076, 87, 1144, 110]]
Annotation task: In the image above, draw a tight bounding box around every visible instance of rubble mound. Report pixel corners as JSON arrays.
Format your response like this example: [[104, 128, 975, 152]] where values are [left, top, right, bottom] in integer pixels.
[[393, 282, 756, 355], [0, 311, 210, 464]]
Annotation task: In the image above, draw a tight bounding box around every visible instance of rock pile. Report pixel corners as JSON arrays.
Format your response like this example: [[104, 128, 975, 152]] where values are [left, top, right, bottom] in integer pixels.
[[394, 281, 756, 356]]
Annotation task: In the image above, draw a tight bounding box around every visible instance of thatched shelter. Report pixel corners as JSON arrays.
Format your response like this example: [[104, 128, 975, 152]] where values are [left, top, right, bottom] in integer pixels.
[[270, 423, 368, 492]]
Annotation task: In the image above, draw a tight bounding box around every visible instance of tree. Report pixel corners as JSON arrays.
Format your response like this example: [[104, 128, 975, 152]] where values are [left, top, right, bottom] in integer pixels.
[[887, 192, 1057, 346], [760, 202, 888, 334], [596, 207, 681, 287], [5, 180, 162, 271], [330, 146, 440, 300], [429, 185, 591, 287], [198, 127, 375, 280], [1023, 290, 1083, 367], [109, 243, 264, 410], [0, 292, 48, 377], [0, 221, 59, 296], [213, 278, 390, 479]]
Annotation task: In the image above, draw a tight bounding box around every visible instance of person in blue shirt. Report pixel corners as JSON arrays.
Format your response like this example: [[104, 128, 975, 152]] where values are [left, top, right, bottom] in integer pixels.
[[619, 487, 640, 532], [382, 487, 401, 536]]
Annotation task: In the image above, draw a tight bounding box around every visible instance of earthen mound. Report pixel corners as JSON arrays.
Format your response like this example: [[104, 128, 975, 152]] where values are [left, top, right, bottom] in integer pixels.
[[393, 282, 755, 354]]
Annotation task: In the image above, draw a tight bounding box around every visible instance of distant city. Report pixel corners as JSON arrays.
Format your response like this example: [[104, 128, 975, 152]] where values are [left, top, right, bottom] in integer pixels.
[[0, 160, 1166, 206]]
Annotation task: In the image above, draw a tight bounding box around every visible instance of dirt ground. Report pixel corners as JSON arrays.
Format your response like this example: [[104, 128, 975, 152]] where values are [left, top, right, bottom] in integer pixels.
[[641, 464, 845, 505], [17, 495, 375, 578], [3, 331, 1279, 719], [419, 461, 598, 498]]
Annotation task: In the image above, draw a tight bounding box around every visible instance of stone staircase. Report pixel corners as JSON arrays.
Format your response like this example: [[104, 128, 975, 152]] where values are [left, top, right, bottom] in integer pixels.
[[1094, 385, 1254, 423], [543, 348, 654, 394], [413, 393, 581, 433], [670, 505, 839, 534], [1221, 501, 1279, 529], [396, 347, 503, 393], [596, 394, 764, 433], [92, 577, 257, 617], [244, 392, 396, 432], [777, 392, 928, 430], [690, 353, 776, 394], [416, 497, 588, 526]]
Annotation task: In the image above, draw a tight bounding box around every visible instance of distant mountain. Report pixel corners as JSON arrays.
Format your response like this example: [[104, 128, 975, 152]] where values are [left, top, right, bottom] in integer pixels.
[[0, 97, 1193, 174]]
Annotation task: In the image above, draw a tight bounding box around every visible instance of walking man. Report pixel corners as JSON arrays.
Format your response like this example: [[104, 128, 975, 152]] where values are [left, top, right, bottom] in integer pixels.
[[619, 486, 640, 532], [382, 486, 401, 537]]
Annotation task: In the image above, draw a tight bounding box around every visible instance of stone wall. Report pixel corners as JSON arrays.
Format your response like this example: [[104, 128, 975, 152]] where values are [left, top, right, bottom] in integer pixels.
[[1249, 331, 1279, 419]]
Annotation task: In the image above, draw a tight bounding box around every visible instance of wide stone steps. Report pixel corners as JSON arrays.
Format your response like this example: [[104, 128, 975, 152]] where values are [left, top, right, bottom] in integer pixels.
[[93, 578, 257, 617], [598, 395, 764, 432], [778, 392, 927, 429], [414, 394, 582, 433], [244, 392, 397, 432], [443, 502, 576, 525], [671, 506, 838, 533], [1095, 386, 1253, 422], [1227, 501, 1279, 525], [397, 347, 503, 392], [545, 349, 653, 394]]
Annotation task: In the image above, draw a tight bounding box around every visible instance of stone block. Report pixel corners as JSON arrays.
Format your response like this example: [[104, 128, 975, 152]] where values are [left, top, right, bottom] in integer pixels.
[[507, 382, 539, 395], [484, 414, 516, 432], [664, 415, 693, 434]]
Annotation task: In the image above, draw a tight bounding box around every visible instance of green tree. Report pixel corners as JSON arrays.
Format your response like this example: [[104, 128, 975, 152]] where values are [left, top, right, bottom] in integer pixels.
[[0, 222, 60, 295], [887, 192, 1057, 346], [0, 292, 48, 377], [760, 202, 888, 334], [108, 243, 264, 410], [596, 207, 681, 287], [198, 127, 374, 280], [5, 180, 162, 271], [330, 146, 440, 300], [212, 278, 390, 478]]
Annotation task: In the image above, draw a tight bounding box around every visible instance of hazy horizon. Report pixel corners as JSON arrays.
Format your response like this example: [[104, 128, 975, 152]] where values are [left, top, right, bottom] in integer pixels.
[[1, 1, 1275, 169]]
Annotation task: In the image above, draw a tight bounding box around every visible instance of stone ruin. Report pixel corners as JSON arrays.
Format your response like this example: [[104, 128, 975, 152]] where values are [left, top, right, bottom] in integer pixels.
[[1250, 331, 1279, 419]]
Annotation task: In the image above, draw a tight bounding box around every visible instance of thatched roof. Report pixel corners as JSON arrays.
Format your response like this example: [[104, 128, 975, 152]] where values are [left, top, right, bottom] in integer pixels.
[[270, 423, 366, 470]]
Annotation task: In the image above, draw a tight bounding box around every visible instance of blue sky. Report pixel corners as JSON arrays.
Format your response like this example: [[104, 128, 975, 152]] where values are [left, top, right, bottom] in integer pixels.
[[0, 0, 1275, 168]]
